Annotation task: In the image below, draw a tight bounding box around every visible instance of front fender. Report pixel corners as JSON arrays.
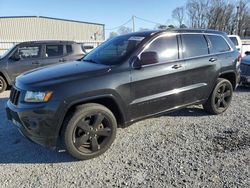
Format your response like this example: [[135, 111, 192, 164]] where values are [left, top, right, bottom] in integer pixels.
[[55, 92, 127, 139]]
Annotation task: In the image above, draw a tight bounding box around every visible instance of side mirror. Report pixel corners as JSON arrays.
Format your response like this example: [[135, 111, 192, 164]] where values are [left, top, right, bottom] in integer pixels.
[[140, 51, 159, 65], [245, 51, 250, 56], [11, 53, 21, 61]]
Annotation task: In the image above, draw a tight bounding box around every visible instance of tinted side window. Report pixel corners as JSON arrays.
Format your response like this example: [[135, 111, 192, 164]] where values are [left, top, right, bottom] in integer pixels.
[[46, 45, 63, 57], [66, 45, 73, 54], [229, 37, 239, 46], [208, 35, 231, 53], [144, 35, 178, 62], [182, 34, 209, 58], [17, 46, 41, 59]]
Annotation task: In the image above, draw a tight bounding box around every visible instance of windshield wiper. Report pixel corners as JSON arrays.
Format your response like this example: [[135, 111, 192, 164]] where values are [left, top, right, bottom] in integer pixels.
[[83, 59, 98, 64]]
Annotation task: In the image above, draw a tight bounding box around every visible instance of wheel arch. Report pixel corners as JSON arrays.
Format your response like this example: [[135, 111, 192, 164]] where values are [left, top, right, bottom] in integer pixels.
[[58, 95, 126, 137], [218, 71, 237, 90], [0, 71, 11, 86]]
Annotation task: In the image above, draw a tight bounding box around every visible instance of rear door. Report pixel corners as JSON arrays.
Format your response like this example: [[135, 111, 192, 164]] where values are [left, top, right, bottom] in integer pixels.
[[206, 34, 233, 74], [180, 34, 219, 104], [7, 45, 42, 82], [129, 34, 187, 120], [39, 44, 65, 67]]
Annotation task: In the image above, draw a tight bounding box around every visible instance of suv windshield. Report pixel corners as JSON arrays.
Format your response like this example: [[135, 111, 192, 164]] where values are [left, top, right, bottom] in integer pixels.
[[83, 35, 146, 65]]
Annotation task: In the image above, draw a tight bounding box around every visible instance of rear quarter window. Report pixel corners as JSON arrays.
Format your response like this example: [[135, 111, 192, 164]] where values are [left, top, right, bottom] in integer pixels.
[[229, 37, 239, 46], [66, 45, 73, 54], [207, 35, 231, 53], [181, 34, 209, 58]]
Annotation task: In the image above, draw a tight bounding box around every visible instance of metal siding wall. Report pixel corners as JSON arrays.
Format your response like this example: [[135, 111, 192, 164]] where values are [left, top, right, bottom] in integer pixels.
[[0, 17, 104, 55], [0, 17, 104, 42]]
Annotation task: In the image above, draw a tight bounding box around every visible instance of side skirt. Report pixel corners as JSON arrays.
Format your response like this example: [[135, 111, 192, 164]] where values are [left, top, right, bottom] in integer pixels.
[[122, 99, 207, 128]]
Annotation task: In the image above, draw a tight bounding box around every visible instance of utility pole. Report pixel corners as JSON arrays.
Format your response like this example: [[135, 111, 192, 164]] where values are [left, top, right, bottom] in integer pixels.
[[235, 6, 240, 35], [132, 15, 135, 32]]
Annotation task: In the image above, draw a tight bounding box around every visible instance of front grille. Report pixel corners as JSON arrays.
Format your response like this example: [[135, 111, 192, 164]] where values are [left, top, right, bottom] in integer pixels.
[[240, 63, 250, 76], [10, 87, 21, 105]]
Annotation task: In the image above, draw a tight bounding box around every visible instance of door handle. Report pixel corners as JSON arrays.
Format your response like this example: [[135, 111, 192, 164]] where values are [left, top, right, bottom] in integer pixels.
[[209, 58, 217, 62], [32, 61, 40, 65], [172, 64, 182, 69]]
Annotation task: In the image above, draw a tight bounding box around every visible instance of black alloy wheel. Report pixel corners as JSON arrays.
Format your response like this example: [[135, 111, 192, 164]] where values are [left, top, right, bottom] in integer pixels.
[[203, 78, 233, 115], [73, 113, 112, 153], [213, 83, 232, 111], [63, 103, 117, 160]]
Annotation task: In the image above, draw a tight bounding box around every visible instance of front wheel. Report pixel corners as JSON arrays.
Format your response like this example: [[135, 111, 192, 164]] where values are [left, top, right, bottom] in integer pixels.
[[203, 78, 233, 115], [63, 103, 117, 160]]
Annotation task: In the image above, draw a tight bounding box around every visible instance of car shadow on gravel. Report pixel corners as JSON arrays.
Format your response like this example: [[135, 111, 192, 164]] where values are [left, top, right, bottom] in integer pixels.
[[165, 106, 208, 117], [165, 86, 249, 117], [0, 97, 76, 164]]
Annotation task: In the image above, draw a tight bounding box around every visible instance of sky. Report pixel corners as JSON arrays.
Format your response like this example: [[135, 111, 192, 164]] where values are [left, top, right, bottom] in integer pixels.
[[0, 0, 186, 38]]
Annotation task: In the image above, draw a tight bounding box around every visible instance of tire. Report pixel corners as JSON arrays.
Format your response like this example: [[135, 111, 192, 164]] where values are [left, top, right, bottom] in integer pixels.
[[203, 78, 233, 115], [0, 76, 7, 93], [63, 103, 117, 160]]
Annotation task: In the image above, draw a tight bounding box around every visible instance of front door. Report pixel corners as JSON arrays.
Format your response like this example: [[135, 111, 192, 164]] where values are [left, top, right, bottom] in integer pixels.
[[39, 44, 65, 67], [7, 45, 42, 82], [129, 34, 186, 120]]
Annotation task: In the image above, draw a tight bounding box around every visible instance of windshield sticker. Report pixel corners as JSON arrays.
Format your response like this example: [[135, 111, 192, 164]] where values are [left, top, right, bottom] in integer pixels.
[[128, 36, 145, 41]]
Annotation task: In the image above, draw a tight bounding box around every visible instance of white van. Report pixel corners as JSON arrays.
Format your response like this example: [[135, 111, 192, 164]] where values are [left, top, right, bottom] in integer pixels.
[[228, 35, 242, 54]]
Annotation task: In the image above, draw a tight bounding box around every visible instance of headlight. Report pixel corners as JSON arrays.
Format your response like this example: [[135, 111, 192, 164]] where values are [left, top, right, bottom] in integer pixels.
[[24, 91, 53, 103]]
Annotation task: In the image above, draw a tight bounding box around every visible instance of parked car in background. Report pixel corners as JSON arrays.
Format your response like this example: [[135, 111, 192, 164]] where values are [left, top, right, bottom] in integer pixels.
[[6, 29, 240, 160], [228, 35, 242, 54], [241, 39, 250, 57], [80, 44, 95, 53], [240, 54, 250, 86], [0, 40, 85, 93]]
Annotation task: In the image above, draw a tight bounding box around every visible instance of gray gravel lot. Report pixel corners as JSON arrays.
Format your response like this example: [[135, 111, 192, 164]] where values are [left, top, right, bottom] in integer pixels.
[[0, 88, 249, 187]]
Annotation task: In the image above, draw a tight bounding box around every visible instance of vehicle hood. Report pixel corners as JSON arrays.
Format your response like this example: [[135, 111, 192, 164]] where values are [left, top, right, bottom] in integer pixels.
[[16, 61, 111, 86], [241, 55, 250, 65]]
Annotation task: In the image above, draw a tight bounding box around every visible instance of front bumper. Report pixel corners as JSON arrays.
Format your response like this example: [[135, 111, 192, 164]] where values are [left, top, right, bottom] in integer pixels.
[[6, 100, 62, 149]]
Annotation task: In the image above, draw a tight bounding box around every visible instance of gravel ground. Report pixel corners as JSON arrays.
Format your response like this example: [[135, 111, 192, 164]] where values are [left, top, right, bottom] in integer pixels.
[[0, 88, 249, 187]]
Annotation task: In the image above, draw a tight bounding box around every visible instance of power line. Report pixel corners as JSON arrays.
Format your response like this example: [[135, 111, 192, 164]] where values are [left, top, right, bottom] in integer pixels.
[[134, 16, 163, 26], [105, 18, 132, 30], [105, 15, 164, 31]]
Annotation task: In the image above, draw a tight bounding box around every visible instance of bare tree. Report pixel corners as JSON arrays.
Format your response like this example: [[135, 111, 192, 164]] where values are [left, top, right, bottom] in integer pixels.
[[172, 6, 185, 28], [117, 26, 132, 35], [207, 0, 235, 33], [186, 0, 210, 28], [109, 32, 118, 39], [237, 0, 250, 36], [174, 0, 250, 37]]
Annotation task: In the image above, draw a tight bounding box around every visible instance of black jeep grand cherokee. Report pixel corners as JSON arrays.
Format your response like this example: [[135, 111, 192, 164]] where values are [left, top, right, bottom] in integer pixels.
[[6, 29, 240, 160]]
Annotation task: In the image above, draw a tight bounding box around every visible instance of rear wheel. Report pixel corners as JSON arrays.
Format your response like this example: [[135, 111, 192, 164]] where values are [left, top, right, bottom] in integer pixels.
[[203, 78, 233, 115], [0, 76, 7, 93], [63, 103, 117, 160]]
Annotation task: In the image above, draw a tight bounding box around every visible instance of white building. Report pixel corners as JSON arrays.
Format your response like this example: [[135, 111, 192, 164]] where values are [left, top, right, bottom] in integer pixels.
[[0, 16, 105, 55]]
